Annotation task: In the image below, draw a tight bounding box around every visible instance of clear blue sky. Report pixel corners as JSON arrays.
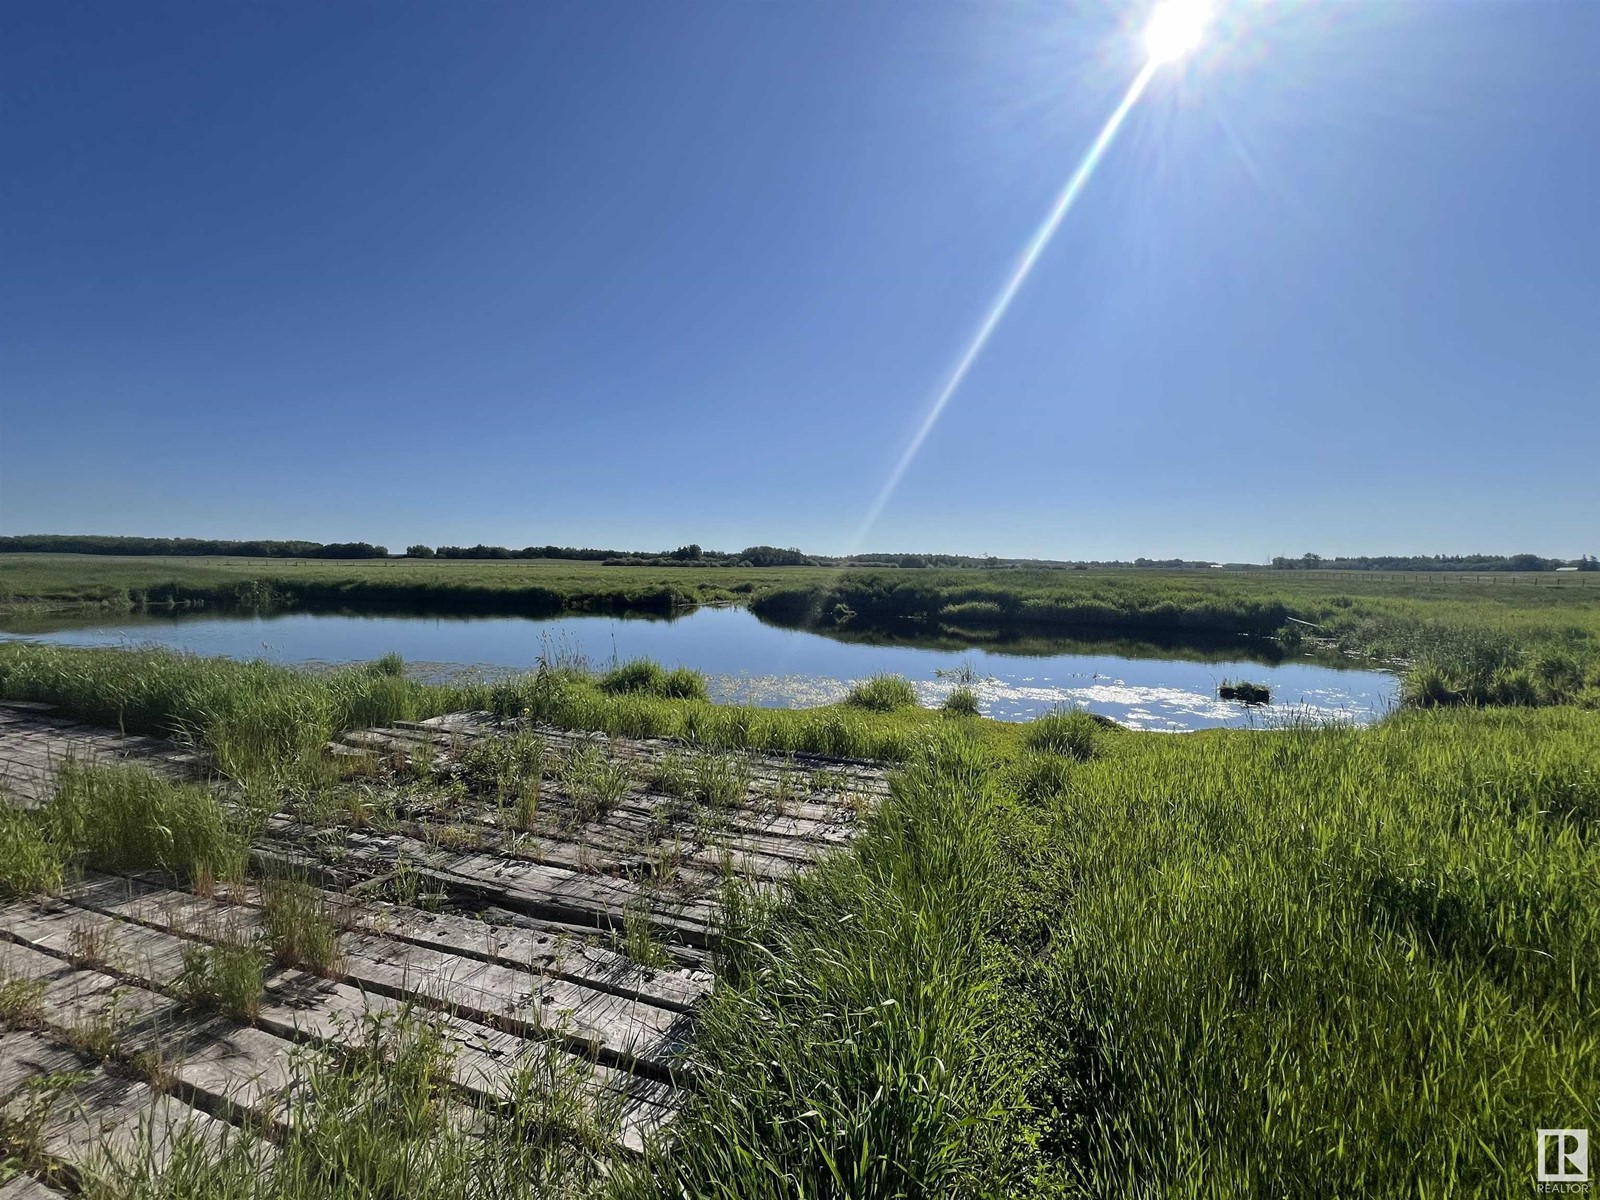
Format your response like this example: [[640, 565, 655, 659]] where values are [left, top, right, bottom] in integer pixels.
[[3, 0, 1596, 560]]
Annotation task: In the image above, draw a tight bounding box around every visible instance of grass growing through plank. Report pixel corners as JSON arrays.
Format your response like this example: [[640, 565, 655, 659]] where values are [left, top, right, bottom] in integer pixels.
[[47, 760, 248, 882], [0, 759, 249, 897], [557, 741, 633, 825], [68, 1009, 625, 1200], [0, 807, 64, 896], [260, 873, 346, 975], [176, 938, 265, 1020]]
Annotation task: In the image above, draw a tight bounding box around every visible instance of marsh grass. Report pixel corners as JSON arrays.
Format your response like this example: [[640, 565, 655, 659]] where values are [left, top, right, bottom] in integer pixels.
[[1004, 709, 1600, 1195], [260, 874, 345, 975], [599, 659, 709, 701], [1022, 706, 1101, 761], [0, 645, 480, 784], [941, 685, 981, 716], [844, 673, 919, 712], [0, 759, 248, 897], [615, 708, 1600, 1198]]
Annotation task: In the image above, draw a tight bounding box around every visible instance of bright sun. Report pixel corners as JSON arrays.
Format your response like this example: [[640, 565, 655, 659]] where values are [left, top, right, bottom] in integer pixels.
[[1144, 0, 1209, 64]]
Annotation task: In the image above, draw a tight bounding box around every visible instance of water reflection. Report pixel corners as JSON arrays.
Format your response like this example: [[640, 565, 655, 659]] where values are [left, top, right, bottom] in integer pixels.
[[0, 605, 1397, 731]]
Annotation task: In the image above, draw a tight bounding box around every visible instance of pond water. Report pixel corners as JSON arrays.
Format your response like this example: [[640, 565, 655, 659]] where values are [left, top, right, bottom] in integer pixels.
[[0, 607, 1397, 731]]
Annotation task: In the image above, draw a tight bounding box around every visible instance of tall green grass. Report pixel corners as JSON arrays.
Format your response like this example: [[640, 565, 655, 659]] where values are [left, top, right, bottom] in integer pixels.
[[1023, 706, 1103, 761], [0, 644, 481, 781], [614, 708, 1599, 1197], [0, 760, 247, 897], [621, 732, 1028, 1198], [598, 659, 709, 700], [844, 673, 920, 712], [1009, 709, 1600, 1194], [485, 662, 970, 762]]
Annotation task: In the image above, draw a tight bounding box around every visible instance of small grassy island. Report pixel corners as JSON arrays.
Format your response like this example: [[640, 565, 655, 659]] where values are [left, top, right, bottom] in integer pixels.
[[1218, 680, 1271, 704]]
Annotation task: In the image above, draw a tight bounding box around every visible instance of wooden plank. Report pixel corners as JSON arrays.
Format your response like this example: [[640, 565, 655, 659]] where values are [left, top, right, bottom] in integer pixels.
[[340, 897, 712, 1012], [422, 850, 717, 946], [0, 1173, 72, 1200], [1, 896, 679, 1153], [58, 877, 692, 1077], [10, 1068, 231, 1182], [0, 939, 178, 1050], [0, 917, 304, 1131], [77, 870, 713, 1011], [261, 819, 717, 946], [335, 932, 691, 1074], [250, 969, 679, 1153], [152, 1015, 309, 1128], [0, 1029, 85, 1101]]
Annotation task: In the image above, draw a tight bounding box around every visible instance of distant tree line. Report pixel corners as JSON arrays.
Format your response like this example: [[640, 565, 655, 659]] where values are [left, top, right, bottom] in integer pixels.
[[413, 543, 817, 567], [12, 534, 1589, 572], [1270, 552, 1597, 572], [0, 535, 389, 558]]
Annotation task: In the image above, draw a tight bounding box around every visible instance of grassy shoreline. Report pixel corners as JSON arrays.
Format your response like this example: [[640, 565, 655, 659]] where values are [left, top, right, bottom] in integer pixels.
[[0, 643, 1593, 1197], [5, 553, 1600, 706]]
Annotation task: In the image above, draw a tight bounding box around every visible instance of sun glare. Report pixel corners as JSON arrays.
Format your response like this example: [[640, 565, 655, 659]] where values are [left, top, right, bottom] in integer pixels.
[[1144, 0, 1209, 64]]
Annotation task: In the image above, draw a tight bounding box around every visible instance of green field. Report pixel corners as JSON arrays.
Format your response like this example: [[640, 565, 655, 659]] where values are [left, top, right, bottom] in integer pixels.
[[0, 552, 822, 615], [0, 641, 1594, 1197]]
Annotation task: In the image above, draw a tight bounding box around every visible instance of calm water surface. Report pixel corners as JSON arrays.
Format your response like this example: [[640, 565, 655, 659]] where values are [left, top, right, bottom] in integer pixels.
[[0, 607, 1398, 731]]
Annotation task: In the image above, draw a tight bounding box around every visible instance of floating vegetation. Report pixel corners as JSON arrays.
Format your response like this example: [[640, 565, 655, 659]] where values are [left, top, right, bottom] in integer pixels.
[[1219, 680, 1271, 705]]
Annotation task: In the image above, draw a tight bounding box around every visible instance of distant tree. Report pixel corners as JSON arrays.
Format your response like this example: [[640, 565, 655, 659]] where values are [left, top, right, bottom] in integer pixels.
[[738, 546, 813, 567], [671, 544, 704, 561], [405, 544, 435, 558], [1578, 554, 1599, 572], [1301, 552, 1323, 569], [314, 542, 388, 559]]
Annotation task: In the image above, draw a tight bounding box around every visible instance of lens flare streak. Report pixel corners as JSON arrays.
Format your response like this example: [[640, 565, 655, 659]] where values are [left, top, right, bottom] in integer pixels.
[[852, 60, 1158, 551]]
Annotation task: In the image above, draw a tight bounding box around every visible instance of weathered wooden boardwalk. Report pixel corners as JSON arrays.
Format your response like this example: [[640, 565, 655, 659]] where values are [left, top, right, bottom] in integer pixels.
[[0, 701, 890, 1191], [0, 702, 201, 808]]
